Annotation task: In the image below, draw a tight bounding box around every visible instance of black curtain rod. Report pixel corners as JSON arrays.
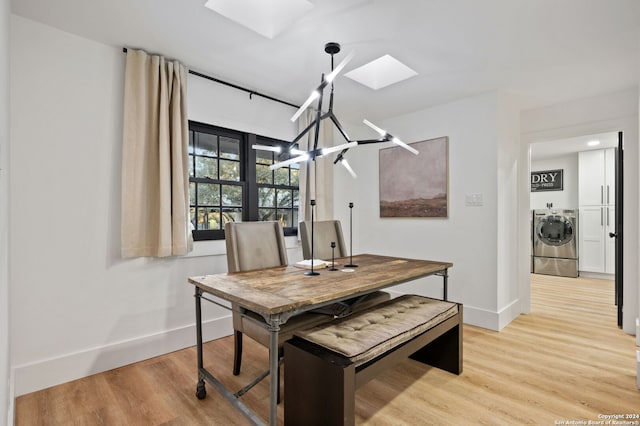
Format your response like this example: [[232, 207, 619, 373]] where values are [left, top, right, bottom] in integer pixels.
[[122, 47, 299, 110]]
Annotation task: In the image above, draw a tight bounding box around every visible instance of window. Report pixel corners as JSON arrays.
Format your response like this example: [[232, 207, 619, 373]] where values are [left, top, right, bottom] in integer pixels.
[[255, 135, 300, 231], [188, 122, 299, 240]]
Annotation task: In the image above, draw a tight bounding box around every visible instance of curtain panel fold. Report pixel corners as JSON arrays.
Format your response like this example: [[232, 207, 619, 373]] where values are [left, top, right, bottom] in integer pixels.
[[298, 109, 334, 223], [121, 49, 193, 258]]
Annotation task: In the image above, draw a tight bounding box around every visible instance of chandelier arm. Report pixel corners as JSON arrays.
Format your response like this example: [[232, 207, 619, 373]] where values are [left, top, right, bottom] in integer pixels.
[[285, 119, 317, 156], [311, 75, 325, 155], [328, 112, 352, 143], [329, 78, 335, 114], [333, 148, 350, 164], [355, 137, 391, 145]]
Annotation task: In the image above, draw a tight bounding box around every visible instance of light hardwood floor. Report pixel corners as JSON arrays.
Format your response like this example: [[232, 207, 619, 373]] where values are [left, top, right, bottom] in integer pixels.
[[16, 274, 640, 425]]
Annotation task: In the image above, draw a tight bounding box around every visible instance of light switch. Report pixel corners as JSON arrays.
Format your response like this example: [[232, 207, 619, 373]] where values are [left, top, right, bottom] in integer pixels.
[[465, 193, 483, 207]]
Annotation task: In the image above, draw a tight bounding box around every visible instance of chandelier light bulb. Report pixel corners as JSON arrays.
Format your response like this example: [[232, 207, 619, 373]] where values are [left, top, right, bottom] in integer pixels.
[[251, 144, 281, 153], [291, 90, 320, 122], [362, 119, 387, 137], [341, 158, 357, 178], [269, 153, 310, 170], [320, 141, 358, 156], [325, 51, 354, 83], [392, 137, 419, 155]]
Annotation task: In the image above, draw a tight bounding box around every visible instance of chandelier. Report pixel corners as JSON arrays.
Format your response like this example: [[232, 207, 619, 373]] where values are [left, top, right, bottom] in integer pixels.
[[252, 42, 419, 178]]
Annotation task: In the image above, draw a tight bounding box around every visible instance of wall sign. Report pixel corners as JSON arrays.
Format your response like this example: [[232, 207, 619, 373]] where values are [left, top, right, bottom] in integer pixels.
[[531, 169, 563, 192]]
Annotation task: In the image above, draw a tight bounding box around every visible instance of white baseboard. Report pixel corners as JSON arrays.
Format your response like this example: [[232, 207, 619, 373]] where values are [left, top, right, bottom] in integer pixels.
[[12, 294, 525, 397], [578, 271, 614, 281], [458, 300, 521, 332], [13, 315, 233, 397], [385, 289, 519, 332]]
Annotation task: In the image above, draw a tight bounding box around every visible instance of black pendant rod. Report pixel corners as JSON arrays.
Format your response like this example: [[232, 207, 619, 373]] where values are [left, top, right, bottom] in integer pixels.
[[122, 47, 299, 110]]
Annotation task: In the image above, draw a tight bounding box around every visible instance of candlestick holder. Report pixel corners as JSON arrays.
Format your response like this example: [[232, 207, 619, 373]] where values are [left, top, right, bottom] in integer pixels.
[[329, 242, 338, 271], [305, 199, 320, 276], [344, 202, 358, 267]]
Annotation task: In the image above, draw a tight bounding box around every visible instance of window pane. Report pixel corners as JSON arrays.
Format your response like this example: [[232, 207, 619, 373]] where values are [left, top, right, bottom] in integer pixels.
[[189, 155, 195, 177], [277, 189, 293, 208], [219, 159, 240, 181], [196, 156, 217, 179], [222, 208, 242, 225], [197, 208, 220, 230], [196, 133, 217, 156], [259, 187, 275, 207], [188, 131, 194, 154], [197, 183, 220, 206], [256, 150, 273, 165], [290, 168, 299, 186], [293, 190, 299, 207], [256, 164, 272, 184], [220, 136, 240, 160], [190, 207, 196, 229], [277, 209, 291, 228], [292, 209, 299, 227], [259, 208, 276, 222], [189, 182, 196, 205], [222, 185, 242, 206], [274, 167, 289, 185]]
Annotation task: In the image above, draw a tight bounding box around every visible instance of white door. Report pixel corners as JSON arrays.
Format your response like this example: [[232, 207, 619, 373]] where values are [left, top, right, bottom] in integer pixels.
[[578, 150, 605, 206], [605, 148, 616, 206], [579, 206, 605, 272], [605, 206, 616, 274]]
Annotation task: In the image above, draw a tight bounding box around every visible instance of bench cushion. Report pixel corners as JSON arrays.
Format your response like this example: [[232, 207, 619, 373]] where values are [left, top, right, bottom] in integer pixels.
[[294, 295, 458, 366]]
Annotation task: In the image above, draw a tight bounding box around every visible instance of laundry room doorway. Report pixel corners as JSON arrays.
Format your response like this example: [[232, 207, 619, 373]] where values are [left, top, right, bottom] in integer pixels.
[[528, 131, 623, 326]]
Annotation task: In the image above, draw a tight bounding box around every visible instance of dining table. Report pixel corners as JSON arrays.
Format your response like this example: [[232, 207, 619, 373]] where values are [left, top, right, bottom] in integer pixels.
[[188, 253, 453, 426]]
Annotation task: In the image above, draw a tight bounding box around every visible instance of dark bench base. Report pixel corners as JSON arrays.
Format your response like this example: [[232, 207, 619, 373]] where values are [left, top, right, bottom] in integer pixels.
[[284, 307, 463, 426]]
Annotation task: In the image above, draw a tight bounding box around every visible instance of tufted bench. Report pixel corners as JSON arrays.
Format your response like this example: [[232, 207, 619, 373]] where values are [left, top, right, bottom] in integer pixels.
[[284, 294, 463, 426]]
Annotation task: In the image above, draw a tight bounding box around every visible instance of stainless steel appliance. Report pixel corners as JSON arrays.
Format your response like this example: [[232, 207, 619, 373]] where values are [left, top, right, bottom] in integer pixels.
[[532, 209, 578, 277]]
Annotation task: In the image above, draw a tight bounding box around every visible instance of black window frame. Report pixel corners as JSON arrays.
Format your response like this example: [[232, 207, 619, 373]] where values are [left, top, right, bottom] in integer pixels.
[[253, 134, 300, 236], [189, 121, 299, 241]]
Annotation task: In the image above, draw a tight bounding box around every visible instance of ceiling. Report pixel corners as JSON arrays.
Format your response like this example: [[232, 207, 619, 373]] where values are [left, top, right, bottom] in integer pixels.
[[530, 132, 619, 161], [10, 0, 640, 123]]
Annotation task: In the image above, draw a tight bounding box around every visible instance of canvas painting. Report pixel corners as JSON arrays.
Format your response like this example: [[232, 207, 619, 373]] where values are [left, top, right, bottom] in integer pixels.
[[379, 136, 449, 218]]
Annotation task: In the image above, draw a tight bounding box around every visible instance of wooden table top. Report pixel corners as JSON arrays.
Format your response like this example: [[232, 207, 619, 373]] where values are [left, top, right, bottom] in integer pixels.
[[188, 254, 452, 317]]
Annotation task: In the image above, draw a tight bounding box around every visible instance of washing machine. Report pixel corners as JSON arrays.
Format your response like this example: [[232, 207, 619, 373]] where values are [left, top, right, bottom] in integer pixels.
[[532, 209, 578, 277]]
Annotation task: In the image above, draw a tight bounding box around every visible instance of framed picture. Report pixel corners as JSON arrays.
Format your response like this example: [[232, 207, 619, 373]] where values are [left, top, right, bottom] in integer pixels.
[[379, 136, 449, 218]]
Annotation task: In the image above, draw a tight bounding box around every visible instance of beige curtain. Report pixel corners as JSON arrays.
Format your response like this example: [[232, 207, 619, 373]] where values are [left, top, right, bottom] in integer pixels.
[[121, 49, 192, 258], [298, 109, 334, 223]]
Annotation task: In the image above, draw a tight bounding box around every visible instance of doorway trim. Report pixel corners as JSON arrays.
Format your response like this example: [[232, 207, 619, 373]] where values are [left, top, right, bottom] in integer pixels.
[[519, 116, 637, 335]]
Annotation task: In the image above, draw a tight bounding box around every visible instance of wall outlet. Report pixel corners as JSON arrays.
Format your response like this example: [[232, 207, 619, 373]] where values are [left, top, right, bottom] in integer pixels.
[[465, 193, 484, 207]]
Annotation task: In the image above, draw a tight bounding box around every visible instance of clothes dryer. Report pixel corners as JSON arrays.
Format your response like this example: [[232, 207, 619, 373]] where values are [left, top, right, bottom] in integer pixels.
[[532, 209, 578, 277]]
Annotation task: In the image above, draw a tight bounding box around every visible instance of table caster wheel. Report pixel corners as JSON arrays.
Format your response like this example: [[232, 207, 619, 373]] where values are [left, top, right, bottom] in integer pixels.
[[196, 380, 206, 400]]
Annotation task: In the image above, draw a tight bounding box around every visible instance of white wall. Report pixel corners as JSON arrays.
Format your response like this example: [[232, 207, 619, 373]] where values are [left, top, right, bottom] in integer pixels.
[[521, 88, 639, 334], [9, 15, 301, 396], [495, 93, 522, 329], [530, 154, 579, 210], [334, 91, 521, 330], [0, 0, 10, 422]]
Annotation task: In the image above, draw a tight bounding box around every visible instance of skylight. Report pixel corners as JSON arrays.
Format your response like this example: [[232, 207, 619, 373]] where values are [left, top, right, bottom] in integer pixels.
[[204, 0, 314, 39], [345, 54, 418, 90]]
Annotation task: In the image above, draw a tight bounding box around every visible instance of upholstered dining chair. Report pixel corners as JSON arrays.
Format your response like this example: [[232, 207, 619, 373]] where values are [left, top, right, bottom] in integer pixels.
[[299, 219, 391, 313], [224, 221, 334, 391], [299, 219, 347, 260]]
